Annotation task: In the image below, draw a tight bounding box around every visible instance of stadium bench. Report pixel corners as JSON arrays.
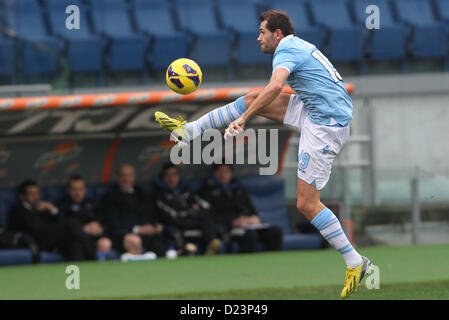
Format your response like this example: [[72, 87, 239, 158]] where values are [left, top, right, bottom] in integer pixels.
[[188, 175, 322, 253], [0, 249, 32, 266], [132, 0, 188, 69], [0, 188, 17, 230], [0, 249, 65, 266], [309, 0, 365, 62], [240, 175, 323, 251], [39, 251, 65, 264], [175, 0, 233, 67]]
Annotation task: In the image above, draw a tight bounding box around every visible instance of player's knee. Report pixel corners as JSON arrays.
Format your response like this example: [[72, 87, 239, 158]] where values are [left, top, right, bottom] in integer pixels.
[[296, 199, 316, 218], [243, 91, 259, 107]]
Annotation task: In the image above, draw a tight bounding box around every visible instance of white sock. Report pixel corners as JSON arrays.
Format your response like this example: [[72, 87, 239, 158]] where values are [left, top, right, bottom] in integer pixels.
[[311, 207, 363, 268], [183, 97, 246, 141]]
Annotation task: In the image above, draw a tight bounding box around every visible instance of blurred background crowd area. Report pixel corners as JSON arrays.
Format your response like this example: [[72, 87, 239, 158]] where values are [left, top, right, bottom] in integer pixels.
[[0, 0, 448, 265], [0, 162, 324, 265], [0, 0, 448, 89]]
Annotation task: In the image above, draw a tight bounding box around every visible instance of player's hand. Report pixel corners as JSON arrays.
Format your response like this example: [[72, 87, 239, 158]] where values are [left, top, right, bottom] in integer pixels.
[[37, 201, 58, 214], [247, 215, 261, 225], [155, 223, 163, 234], [232, 216, 249, 228], [137, 225, 155, 236], [83, 221, 103, 236], [224, 117, 246, 140]]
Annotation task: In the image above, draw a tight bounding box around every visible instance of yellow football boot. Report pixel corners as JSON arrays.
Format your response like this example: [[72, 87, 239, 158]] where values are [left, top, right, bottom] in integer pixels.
[[341, 256, 372, 299], [154, 111, 187, 143]]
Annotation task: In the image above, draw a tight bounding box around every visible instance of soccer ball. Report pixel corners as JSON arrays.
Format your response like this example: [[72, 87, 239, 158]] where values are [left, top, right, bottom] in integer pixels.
[[166, 58, 202, 95]]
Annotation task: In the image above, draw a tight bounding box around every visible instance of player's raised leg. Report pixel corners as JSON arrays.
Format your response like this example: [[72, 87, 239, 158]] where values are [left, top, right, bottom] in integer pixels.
[[154, 91, 291, 143]]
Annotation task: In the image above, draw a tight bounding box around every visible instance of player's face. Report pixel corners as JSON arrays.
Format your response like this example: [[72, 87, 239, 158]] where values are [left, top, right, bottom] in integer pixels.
[[257, 20, 279, 54], [68, 180, 86, 204], [162, 167, 180, 189]]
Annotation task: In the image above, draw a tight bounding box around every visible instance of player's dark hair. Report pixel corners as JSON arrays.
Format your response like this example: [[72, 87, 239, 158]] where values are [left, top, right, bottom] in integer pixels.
[[66, 174, 85, 188], [17, 179, 38, 195], [159, 162, 178, 178], [260, 9, 295, 37]]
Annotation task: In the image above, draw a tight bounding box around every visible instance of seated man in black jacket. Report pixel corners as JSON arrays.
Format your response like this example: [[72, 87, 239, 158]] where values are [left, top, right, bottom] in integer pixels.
[[7, 179, 95, 261], [199, 164, 283, 253], [57, 175, 114, 261], [100, 163, 173, 257], [153, 163, 221, 255]]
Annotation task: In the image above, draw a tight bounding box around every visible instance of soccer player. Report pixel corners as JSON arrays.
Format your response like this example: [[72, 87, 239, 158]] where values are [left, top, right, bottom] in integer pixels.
[[155, 9, 372, 298]]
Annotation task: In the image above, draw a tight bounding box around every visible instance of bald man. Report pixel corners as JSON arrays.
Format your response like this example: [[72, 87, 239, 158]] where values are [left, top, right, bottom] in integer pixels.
[[99, 164, 174, 257]]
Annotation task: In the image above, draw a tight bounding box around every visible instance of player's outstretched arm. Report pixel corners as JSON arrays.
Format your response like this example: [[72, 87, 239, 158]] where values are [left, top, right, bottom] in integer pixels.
[[224, 67, 289, 139]]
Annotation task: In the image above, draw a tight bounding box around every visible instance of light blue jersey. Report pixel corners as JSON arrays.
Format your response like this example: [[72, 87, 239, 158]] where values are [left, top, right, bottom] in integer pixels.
[[273, 35, 353, 126]]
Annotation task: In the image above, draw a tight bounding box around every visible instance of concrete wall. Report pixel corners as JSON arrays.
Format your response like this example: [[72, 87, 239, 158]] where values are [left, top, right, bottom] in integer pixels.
[[349, 72, 449, 176], [346, 73, 449, 205]]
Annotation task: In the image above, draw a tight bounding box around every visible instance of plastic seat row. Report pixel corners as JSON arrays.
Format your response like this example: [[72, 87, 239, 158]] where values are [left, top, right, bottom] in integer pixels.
[[0, 0, 448, 81]]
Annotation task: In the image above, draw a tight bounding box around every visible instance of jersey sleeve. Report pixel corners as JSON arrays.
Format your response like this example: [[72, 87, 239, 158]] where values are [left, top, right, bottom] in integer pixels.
[[272, 47, 309, 74]]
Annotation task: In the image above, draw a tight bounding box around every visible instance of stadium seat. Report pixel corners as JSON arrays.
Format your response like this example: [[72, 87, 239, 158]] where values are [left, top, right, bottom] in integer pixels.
[[92, 184, 111, 202], [217, 0, 271, 65], [90, 0, 148, 73], [435, 0, 449, 23], [352, 0, 408, 60], [41, 185, 65, 204], [309, 0, 365, 62], [0, 189, 18, 229], [46, 0, 105, 74], [394, 0, 447, 58], [39, 251, 64, 263], [0, 249, 32, 266], [268, 0, 326, 49], [240, 175, 322, 250], [0, 22, 16, 79], [2, 0, 60, 75], [0, 37, 15, 79], [132, 0, 188, 69], [175, 0, 233, 67], [187, 179, 204, 193]]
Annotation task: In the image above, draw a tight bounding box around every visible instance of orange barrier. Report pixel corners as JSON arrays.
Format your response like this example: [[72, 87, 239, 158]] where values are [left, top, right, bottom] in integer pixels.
[[0, 83, 354, 111]]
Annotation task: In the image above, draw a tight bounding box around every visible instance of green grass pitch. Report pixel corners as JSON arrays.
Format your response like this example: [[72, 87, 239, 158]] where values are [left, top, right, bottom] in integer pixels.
[[0, 244, 448, 300]]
